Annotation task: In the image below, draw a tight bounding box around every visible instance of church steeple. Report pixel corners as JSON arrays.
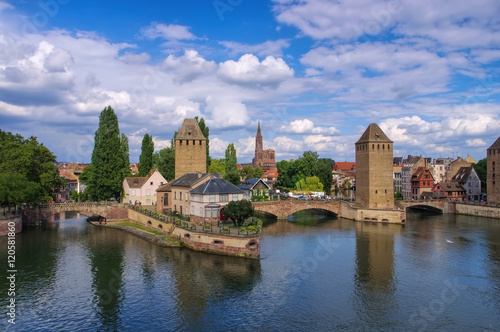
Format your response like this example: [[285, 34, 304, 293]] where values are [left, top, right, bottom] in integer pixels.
[[255, 121, 263, 151]]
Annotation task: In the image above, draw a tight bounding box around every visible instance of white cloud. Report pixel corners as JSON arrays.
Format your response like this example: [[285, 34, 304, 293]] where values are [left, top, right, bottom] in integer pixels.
[[218, 53, 294, 87], [118, 52, 151, 64], [220, 39, 291, 58], [205, 96, 250, 129], [163, 50, 216, 83], [279, 118, 340, 135], [466, 138, 486, 147], [141, 23, 195, 40]]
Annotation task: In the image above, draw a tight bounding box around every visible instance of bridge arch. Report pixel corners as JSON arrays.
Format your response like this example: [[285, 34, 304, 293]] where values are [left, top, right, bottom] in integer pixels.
[[252, 200, 341, 220]]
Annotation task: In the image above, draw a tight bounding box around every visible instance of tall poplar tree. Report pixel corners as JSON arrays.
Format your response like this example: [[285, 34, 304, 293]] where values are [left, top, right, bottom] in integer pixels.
[[154, 138, 175, 181], [88, 106, 128, 201], [121, 133, 131, 178], [138, 133, 154, 176], [224, 143, 240, 185]]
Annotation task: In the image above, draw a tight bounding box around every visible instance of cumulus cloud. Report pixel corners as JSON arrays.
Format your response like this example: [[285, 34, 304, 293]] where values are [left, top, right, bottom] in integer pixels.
[[141, 23, 195, 40], [279, 119, 341, 135], [162, 50, 216, 83], [218, 54, 294, 87], [466, 138, 486, 147], [204, 96, 250, 129], [220, 39, 291, 58], [118, 52, 151, 64]]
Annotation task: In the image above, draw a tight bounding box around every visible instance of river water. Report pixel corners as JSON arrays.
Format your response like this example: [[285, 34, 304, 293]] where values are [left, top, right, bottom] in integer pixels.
[[1, 211, 500, 331]]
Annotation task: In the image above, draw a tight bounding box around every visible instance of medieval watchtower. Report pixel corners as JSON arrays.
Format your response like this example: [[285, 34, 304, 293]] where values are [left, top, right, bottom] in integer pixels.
[[355, 123, 394, 209], [487, 136, 500, 204], [175, 118, 207, 179]]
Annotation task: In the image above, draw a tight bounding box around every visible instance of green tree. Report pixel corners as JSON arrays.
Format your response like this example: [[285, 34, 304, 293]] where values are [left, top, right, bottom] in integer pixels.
[[296, 176, 324, 192], [87, 106, 128, 201], [298, 151, 319, 178], [196, 116, 210, 171], [276, 159, 298, 190], [317, 158, 334, 195], [120, 134, 131, 178], [224, 143, 240, 185], [208, 159, 226, 176], [223, 199, 255, 226], [473, 158, 487, 192], [138, 133, 154, 176], [0, 172, 40, 211], [154, 139, 175, 181], [241, 165, 264, 180], [0, 130, 64, 203]]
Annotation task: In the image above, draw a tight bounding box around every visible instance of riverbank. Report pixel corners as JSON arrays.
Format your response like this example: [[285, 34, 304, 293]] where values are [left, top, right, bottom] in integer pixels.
[[88, 220, 182, 248]]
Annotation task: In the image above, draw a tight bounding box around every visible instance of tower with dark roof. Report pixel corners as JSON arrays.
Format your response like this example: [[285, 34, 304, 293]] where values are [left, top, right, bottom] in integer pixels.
[[175, 119, 207, 179], [355, 123, 394, 209], [487, 136, 500, 203]]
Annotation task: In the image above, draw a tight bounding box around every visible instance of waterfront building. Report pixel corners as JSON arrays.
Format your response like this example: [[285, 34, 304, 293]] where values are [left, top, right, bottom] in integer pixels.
[[332, 162, 356, 192], [156, 183, 171, 214], [402, 156, 429, 200], [189, 177, 245, 226], [355, 123, 394, 209], [123, 169, 167, 205], [168, 172, 213, 217], [252, 122, 275, 169], [410, 167, 435, 199], [487, 136, 500, 203], [175, 119, 207, 179], [451, 167, 481, 201], [432, 181, 466, 201]]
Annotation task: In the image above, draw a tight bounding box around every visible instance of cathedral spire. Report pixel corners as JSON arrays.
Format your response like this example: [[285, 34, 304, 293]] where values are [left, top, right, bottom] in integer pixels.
[[255, 121, 263, 151]]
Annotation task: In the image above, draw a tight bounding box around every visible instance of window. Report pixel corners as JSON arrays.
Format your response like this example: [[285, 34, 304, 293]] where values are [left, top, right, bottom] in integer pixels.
[[232, 194, 238, 201], [205, 208, 218, 218], [200, 207, 203, 216], [191, 206, 194, 215], [180, 192, 182, 200], [220, 194, 228, 202], [150, 182, 153, 185], [209, 194, 215, 202], [146, 189, 151, 196], [131, 189, 136, 196]]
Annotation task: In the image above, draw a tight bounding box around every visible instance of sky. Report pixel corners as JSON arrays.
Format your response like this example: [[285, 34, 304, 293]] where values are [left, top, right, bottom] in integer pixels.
[[0, 0, 499, 164]]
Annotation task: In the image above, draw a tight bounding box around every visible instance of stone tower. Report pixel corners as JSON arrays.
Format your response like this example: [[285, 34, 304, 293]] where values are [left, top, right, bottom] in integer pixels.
[[487, 136, 500, 204], [175, 118, 207, 179], [355, 123, 394, 209]]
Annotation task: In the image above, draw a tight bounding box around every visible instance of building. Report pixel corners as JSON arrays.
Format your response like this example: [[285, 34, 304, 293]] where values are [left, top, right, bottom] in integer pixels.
[[432, 182, 466, 201], [410, 167, 435, 199], [168, 172, 214, 217], [333, 162, 356, 191], [175, 118, 207, 179], [445, 157, 472, 182], [123, 169, 167, 205], [355, 123, 394, 209], [252, 122, 275, 169], [451, 167, 481, 201], [487, 136, 500, 203], [189, 177, 245, 226], [156, 183, 171, 214], [261, 168, 279, 188], [431, 158, 453, 184], [402, 156, 429, 200], [237, 178, 272, 201]]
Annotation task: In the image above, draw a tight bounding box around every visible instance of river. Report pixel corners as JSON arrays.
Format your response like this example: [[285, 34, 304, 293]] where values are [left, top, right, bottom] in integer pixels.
[[1, 211, 499, 331]]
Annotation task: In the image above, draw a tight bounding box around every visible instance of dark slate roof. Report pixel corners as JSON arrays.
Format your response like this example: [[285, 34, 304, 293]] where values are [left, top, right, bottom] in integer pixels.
[[452, 167, 472, 183], [169, 173, 212, 187], [356, 123, 392, 144], [176, 118, 206, 140], [488, 136, 500, 150], [237, 178, 271, 191], [189, 178, 243, 195]]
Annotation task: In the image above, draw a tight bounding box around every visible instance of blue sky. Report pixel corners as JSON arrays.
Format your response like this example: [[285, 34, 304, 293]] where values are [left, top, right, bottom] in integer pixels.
[[0, 0, 499, 164]]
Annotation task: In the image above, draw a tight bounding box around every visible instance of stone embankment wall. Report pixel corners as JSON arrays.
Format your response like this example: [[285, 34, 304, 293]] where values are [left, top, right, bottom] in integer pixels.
[[171, 227, 260, 259], [0, 216, 22, 236], [454, 204, 500, 219], [127, 209, 260, 259]]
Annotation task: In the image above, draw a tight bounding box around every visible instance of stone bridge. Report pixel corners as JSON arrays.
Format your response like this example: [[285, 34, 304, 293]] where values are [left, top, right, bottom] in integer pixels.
[[22, 202, 128, 226], [397, 200, 451, 213], [252, 200, 341, 219]]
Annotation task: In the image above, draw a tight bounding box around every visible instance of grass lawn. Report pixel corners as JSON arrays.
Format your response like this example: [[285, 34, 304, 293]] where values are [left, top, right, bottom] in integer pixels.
[[115, 221, 164, 236]]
